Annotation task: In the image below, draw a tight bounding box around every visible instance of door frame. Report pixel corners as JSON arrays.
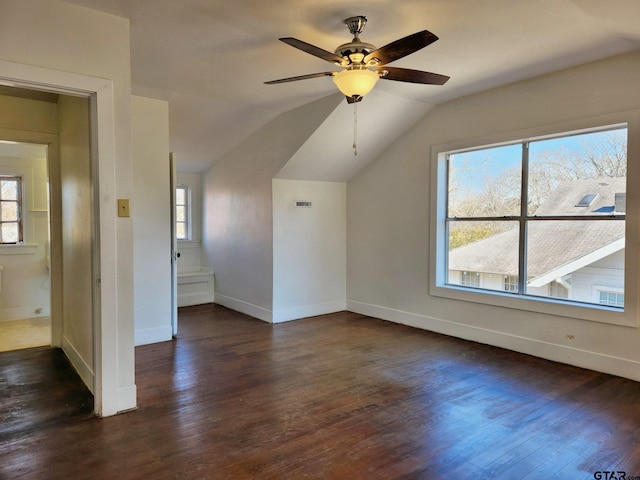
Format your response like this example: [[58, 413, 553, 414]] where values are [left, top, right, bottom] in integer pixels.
[[169, 153, 178, 336], [0, 59, 134, 416]]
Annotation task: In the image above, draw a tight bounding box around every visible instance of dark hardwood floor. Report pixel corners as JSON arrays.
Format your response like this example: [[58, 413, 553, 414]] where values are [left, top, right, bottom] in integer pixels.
[[2, 304, 640, 479]]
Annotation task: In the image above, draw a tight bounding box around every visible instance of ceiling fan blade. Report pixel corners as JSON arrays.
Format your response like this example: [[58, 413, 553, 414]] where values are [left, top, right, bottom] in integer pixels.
[[364, 30, 438, 65], [264, 72, 336, 85], [279, 37, 345, 65], [378, 66, 450, 85]]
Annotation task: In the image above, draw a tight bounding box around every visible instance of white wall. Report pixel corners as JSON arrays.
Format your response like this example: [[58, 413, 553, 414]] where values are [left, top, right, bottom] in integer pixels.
[[203, 95, 342, 322], [272, 179, 346, 322], [347, 51, 640, 382], [0, 0, 135, 415], [58, 95, 94, 391], [0, 146, 50, 321], [132, 95, 172, 346], [571, 250, 625, 304]]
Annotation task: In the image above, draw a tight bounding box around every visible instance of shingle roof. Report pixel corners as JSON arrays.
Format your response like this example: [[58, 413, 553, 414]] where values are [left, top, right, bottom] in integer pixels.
[[448, 178, 626, 278], [533, 177, 626, 216]]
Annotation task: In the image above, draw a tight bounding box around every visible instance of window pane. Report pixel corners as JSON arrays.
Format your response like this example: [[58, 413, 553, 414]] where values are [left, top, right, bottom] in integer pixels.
[[447, 221, 519, 292], [504, 275, 518, 292], [176, 222, 186, 240], [1, 223, 18, 243], [176, 205, 185, 222], [1, 180, 17, 201], [176, 187, 185, 206], [1, 201, 18, 221], [448, 144, 522, 218], [529, 128, 627, 214], [599, 291, 624, 307], [525, 220, 624, 306]]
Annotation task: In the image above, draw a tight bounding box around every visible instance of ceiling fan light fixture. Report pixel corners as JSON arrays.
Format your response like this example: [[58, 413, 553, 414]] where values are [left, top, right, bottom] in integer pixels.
[[332, 68, 379, 98]]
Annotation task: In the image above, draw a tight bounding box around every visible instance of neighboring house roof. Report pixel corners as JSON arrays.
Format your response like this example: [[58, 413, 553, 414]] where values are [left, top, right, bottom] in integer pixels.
[[533, 177, 626, 216], [448, 178, 626, 280]]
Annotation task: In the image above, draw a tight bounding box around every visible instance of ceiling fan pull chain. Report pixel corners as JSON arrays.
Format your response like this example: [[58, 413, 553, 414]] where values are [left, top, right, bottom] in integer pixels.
[[353, 101, 358, 156]]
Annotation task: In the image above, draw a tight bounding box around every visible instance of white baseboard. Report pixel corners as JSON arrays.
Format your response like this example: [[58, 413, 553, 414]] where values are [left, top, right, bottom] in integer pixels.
[[272, 300, 346, 323], [215, 293, 347, 324], [62, 334, 95, 394], [116, 384, 137, 414], [134, 325, 173, 346], [0, 306, 50, 322], [347, 300, 640, 383], [214, 293, 273, 323], [178, 292, 215, 307]]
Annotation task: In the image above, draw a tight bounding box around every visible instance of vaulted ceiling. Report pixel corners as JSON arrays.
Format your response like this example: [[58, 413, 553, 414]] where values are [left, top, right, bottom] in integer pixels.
[[64, 0, 640, 176]]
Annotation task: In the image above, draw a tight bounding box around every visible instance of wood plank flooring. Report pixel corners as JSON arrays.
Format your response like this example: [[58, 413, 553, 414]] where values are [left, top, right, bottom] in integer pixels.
[[2, 304, 640, 479]]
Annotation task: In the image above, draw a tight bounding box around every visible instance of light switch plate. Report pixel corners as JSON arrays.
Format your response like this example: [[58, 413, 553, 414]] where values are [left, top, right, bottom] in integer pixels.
[[118, 199, 130, 217]]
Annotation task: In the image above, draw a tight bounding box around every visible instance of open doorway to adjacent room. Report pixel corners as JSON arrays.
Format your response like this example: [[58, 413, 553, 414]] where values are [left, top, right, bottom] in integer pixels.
[[0, 84, 97, 411], [0, 140, 51, 352]]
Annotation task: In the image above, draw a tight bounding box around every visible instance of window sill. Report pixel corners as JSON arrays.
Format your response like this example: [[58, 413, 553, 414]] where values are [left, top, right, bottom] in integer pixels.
[[0, 243, 38, 255], [430, 283, 636, 328]]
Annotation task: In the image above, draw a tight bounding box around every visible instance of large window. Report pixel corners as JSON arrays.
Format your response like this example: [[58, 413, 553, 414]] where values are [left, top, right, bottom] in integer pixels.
[[439, 126, 627, 311], [0, 176, 23, 244]]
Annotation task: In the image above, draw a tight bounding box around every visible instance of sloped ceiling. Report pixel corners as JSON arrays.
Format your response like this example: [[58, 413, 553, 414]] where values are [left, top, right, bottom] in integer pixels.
[[63, 0, 640, 177], [275, 90, 433, 182]]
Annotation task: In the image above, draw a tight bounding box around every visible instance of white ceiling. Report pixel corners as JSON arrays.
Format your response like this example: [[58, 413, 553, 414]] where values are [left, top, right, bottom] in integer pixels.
[[64, 0, 640, 174]]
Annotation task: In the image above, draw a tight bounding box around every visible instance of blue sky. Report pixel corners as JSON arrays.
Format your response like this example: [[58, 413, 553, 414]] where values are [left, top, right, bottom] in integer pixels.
[[449, 128, 625, 195]]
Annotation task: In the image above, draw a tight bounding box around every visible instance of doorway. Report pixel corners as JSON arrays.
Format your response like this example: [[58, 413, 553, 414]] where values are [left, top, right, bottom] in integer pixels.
[[0, 140, 51, 352], [0, 85, 96, 406], [0, 57, 136, 416]]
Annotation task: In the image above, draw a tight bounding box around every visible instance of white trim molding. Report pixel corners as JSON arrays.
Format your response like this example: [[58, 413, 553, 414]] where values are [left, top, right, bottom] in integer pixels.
[[347, 300, 640, 383], [0, 59, 135, 417], [214, 293, 273, 323], [272, 300, 346, 324], [62, 334, 95, 394]]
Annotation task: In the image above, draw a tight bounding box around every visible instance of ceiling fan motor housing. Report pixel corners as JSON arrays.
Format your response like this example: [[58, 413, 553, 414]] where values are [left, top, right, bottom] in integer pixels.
[[345, 16, 367, 36], [336, 16, 377, 63], [335, 41, 376, 61]]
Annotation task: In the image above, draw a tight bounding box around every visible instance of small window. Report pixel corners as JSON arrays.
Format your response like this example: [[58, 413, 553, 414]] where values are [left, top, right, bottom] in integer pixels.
[[175, 185, 190, 241], [461, 271, 480, 287], [599, 291, 624, 307], [575, 193, 597, 207], [504, 275, 518, 292], [0, 176, 23, 244]]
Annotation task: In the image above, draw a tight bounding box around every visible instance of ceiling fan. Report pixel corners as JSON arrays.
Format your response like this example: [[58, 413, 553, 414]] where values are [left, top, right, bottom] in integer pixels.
[[265, 15, 450, 103]]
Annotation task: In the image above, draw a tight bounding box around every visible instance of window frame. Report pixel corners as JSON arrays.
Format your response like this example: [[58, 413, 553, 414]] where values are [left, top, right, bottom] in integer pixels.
[[429, 114, 639, 328], [0, 175, 24, 244], [175, 184, 191, 242], [174, 172, 202, 250]]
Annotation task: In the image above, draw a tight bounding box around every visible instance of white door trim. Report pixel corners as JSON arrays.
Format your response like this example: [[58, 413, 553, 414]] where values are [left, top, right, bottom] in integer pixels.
[[0, 59, 134, 416]]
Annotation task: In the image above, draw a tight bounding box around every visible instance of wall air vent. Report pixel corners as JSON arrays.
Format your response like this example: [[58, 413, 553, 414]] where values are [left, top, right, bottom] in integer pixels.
[[294, 201, 313, 208]]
